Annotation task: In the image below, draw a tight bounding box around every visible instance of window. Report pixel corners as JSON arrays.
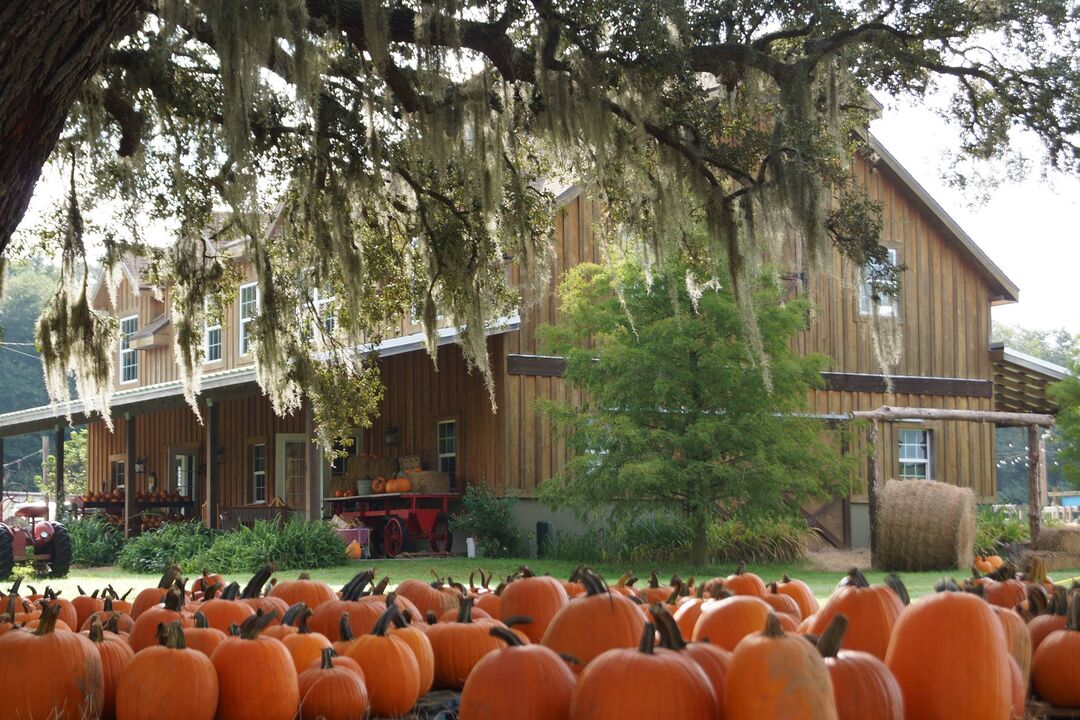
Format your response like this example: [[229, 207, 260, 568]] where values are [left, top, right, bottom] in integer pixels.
[[119, 316, 138, 383], [251, 442, 267, 503], [204, 298, 222, 363], [314, 288, 336, 335], [898, 428, 931, 479], [330, 436, 356, 477], [437, 420, 457, 478], [173, 453, 194, 497], [859, 248, 898, 317], [111, 460, 126, 490], [239, 282, 259, 356]]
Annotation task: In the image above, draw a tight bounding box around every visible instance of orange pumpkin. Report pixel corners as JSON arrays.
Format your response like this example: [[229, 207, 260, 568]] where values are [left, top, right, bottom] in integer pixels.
[[297, 648, 369, 720], [763, 583, 803, 619], [725, 613, 838, 719], [0, 604, 104, 720], [129, 588, 193, 652], [886, 587, 1013, 719], [816, 614, 904, 720], [80, 597, 134, 634], [267, 572, 338, 610], [345, 606, 421, 717], [807, 569, 904, 660], [73, 586, 106, 628], [991, 605, 1032, 689], [191, 569, 225, 596], [691, 595, 772, 651], [541, 569, 647, 673], [115, 621, 218, 720], [309, 573, 387, 640], [980, 564, 1027, 609], [395, 578, 461, 617], [498, 567, 570, 643], [425, 597, 506, 690], [282, 607, 333, 672], [85, 616, 135, 720], [651, 604, 730, 718], [724, 563, 768, 597], [775, 573, 820, 619], [1030, 586, 1069, 652], [390, 603, 437, 696], [1031, 591, 1080, 707], [371, 476, 388, 493], [130, 565, 181, 619], [183, 611, 229, 657], [211, 611, 299, 720], [386, 477, 412, 493], [461, 625, 576, 720], [569, 622, 717, 718]]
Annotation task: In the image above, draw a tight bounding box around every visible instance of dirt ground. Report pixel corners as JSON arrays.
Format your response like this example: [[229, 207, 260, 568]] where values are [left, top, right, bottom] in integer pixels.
[[804, 547, 872, 572]]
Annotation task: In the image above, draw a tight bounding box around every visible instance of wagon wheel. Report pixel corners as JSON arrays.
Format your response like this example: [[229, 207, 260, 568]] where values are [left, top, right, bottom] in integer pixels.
[[429, 515, 452, 554], [382, 517, 407, 558]]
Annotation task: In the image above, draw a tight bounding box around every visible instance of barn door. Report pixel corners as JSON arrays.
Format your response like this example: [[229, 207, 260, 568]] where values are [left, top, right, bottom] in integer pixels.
[[276, 434, 308, 516]]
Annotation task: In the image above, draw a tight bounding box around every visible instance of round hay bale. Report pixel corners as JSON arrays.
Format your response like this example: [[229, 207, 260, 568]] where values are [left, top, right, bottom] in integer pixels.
[[875, 479, 976, 571]]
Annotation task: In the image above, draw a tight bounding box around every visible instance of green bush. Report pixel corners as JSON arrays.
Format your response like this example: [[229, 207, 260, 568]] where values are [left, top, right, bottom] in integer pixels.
[[452, 485, 528, 558], [66, 515, 125, 567], [975, 506, 1030, 555], [186, 520, 348, 573], [706, 517, 809, 565], [117, 522, 217, 574]]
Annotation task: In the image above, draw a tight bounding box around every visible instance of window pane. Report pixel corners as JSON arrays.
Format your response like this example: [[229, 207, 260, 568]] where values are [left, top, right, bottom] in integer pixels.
[[206, 327, 221, 361]]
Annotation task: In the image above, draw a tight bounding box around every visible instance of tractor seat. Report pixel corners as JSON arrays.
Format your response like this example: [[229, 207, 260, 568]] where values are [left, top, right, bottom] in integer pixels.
[[14, 505, 48, 519]]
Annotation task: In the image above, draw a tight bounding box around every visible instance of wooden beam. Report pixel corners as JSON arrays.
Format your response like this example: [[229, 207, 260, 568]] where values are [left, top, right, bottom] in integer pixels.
[[206, 401, 220, 530], [124, 414, 136, 538], [853, 406, 1055, 427], [868, 420, 882, 569], [305, 400, 319, 521], [822, 372, 993, 398], [507, 354, 567, 378], [1029, 425, 1045, 545], [54, 426, 64, 520]]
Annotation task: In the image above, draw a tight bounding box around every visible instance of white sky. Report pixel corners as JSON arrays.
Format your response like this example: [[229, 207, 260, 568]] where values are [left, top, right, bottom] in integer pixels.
[[17, 92, 1080, 335]]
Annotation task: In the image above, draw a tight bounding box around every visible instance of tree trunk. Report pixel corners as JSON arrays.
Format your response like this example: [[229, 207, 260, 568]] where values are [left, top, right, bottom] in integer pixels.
[[0, 0, 140, 249], [690, 510, 708, 567]]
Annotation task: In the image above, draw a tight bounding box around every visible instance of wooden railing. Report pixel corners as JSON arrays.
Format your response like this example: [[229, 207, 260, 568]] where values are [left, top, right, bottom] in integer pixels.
[[220, 505, 290, 530]]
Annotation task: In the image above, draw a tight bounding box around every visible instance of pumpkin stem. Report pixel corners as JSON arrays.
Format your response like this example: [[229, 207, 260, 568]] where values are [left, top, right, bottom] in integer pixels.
[[33, 603, 62, 636], [762, 613, 785, 639], [241, 565, 274, 599], [647, 570, 660, 589], [157, 564, 181, 589], [664, 584, 682, 605], [282, 602, 308, 627], [1067, 592, 1080, 633], [735, 562, 747, 576], [163, 620, 188, 649], [1026, 586, 1049, 617], [816, 614, 848, 658], [163, 588, 184, 612], [638, 622, 656, 654], [297, 607, 314, 634], [202, 583, 223, 601], [239, 609, 278, 639], [341, 570, 375, 601], [518, 565, 537, 579], [885, 574, 910, 606], [221, 582, 242, 601], [372, 605, 401, 636], [104, 614, 122, 634], [456, 596, 476, 624], [76, 584, 85, 595], [120, 588, 132, 601], [103, 596, 114, 612], [91, 589, 100, 599], [490, 625, 526, 647], [578, 569, 609, 597], [502, 615, 534, 628], [425, 610, 438, 625], [228, 624, 241, 636], [194, 611, 210, 629], [447, 578, 468, 596], [649, 604, 687, 651], [845, 568, 870, 589], [934, 578, 962, 593], [88, 615, 105, 643], [1049, 587, 1069, 617], [339, 613, 354, 640], [320, 647, 337, 669], [298, 572, 311, 580], [371, 576, 391, 597]]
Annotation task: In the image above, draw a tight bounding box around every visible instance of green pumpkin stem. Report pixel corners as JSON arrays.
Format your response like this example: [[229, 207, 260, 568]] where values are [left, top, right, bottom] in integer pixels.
[[241, 565, 274, 599], [341, 570, 375, 601], [221, 582, 242, 601], [282, 602, 308, 627], [298, 572, 311, 580], [648, 570, 660, 589], [578, 570, 609, 597], [239, 609, 278, 639], [202, 583, 223, 601], [194, 611, 209, 629], [163, 620, 187, 649], [489, 625, 525, 647], [816, 614, 848, 658], [885, 574, 910, 606], [845, 568, 870, 589], [456, 596, 475, 624], [518, 565, 537, 579], [649, 604, 687, 651], [638, 622, 657, 654], [339, 613, 354, 641], [157, 565, 181, 589], [163, 588, 183, 612], [371, 576, 391, 597], [372, 605, 401, 636], [1067, 592, 1080, 632], [735, 562, 747, 576], [297, 608, 313, 634], [103, 614, 122, 634], [502, 615, 534, 628]]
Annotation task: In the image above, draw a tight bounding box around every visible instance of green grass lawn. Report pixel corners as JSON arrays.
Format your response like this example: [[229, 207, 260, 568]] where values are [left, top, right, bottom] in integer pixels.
[[26, 559, 1080, 603]]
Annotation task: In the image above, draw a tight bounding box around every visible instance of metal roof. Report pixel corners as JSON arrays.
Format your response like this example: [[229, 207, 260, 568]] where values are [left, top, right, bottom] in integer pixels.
[[989, 342, 1070, 414]]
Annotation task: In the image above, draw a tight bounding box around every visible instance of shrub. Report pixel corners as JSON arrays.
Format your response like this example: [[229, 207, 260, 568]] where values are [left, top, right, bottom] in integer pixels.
[[452, 484, 528, 558], [975, 506, 1031, 555], [117, 522, 217, 574], [706, 517, 809, 565], [186, 520, 348, 573], [66, 515, 125, 567]]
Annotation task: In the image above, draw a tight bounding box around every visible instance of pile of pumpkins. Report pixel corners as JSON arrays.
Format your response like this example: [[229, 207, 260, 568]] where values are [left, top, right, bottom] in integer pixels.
[[82, 488, 125, 504], [1, 559, 1079, 719], [371, 475, 412, 494]]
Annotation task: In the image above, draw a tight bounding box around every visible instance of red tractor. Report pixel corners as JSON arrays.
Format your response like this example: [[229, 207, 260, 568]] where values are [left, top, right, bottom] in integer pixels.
[[0, 485, 71, 579]]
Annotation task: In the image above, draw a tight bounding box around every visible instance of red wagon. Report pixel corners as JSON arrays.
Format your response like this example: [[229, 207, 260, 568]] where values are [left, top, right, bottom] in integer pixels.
[[324, 492, 458, 558]]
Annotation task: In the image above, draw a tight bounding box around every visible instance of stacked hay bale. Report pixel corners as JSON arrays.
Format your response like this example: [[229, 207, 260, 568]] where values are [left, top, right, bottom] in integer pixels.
[[875, 479, 976, 571], [1024, 526, 1080, 571]]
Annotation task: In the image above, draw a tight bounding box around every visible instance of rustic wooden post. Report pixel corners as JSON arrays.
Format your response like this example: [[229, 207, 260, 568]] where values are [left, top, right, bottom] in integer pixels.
[[205, 400, 219, 530], [305, 401, 319, 521], [125, 413, 137, 538], [868, 419, 882, 568], [0, 436, 5, 515], [54, 426, 64, 519], [1028, 424, 1045, 546]]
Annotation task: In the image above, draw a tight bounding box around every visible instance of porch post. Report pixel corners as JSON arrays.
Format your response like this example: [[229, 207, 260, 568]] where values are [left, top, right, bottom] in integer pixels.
[[206, 400, 219, 529], [125, 413, 136, 538], [867, 420, 882, 568], [1028, 424, 1045, 545], [54, 426, 64, 519], [305, 401, 318, 521]]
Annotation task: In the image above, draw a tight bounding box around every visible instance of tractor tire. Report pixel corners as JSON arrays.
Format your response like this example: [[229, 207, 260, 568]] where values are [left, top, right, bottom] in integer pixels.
[[0, 524, 13, 580], [46, 522, 72, 578]]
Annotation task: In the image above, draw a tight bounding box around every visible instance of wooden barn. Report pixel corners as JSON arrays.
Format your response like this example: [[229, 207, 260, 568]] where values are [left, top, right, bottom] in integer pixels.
[[0, 133, 1065, 549]]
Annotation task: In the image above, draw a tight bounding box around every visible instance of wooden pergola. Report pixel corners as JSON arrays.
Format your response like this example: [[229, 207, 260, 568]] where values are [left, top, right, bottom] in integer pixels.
[[853, 406, 1056, 560]]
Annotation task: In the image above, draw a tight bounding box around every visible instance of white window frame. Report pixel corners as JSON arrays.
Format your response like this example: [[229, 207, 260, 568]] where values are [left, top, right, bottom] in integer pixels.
[[859, 248, 898, 317], [313, 288, 336, 336], [238, 282, 259, 357], [251, 442, 267, 504], [111, 459, 126, 490], [437, 419, 457, 477], [204, 298, 222, 364], [898, 428, 932, 479], [119, 315, 138, 384], [172, 452, 194, 498]]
